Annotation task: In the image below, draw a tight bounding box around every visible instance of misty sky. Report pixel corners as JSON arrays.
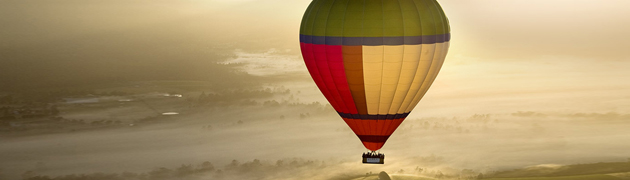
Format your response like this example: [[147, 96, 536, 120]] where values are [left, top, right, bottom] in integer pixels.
[[4, 0, 630, 57], [2, 0, 630, 113], [1, 0, 630, 132]]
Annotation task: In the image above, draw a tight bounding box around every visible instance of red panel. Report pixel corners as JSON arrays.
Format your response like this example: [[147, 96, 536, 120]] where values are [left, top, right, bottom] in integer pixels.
[[362, 142, 385, 151], [301, 43, 358, 114], [301, 43, 340, 110], [380, 119, 392, 136], [326, 46, 358, 114], [342, 117, 362, 135], [343, 118, 407, 151], [375, 120, 385, 135], [385, 119, 405, 135], [381, 118, 404, 136], [368, 120, 378, 134], [344, 119, 406, 136], [344, 118, 363, 135], [312, 44, 349, 113]]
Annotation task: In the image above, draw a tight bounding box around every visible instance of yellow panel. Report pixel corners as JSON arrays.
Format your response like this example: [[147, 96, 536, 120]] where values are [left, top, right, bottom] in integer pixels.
[[378, 45, 404, 114], [363, 45, 384, 55], [396, 43, 436, 114], [361, 45, 405, 115], [405, 42, 449, 113], [388, 44, 422, 114], [361, 42, 449, 115], [362, 46, 384, 115]]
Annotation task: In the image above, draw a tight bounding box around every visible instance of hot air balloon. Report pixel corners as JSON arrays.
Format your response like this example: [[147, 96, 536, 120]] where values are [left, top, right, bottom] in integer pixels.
[[299, 0, 450, 164]]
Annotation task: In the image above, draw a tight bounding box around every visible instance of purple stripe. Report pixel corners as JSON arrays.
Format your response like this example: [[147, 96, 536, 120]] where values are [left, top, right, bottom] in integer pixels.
[[299, 34, 451, 45], [358, 135, 391, 143], [337, 112, 410, 120]]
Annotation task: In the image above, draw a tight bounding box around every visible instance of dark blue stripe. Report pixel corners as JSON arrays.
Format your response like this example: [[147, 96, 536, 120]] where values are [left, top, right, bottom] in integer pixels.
[[358, 135, 390, 143], [299, 34, 450, 45], [337, 112, 410, 120]]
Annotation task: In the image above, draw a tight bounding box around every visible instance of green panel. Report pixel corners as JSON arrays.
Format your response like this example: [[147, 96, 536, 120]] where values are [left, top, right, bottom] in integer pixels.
[[362, 0, 383, 37], [325, 0, 350, 37], [300, 0, 326, 35], [301, 0, 449, 37], [409, 0, 450, 35], [426, 0, 447, 35], [414, 0, 436, 36], [342, 0, 364, 37], [299, 1, 316, 34], [399, 0, 423, 36], [312, 0, 337, 37], [382, 0, 404, 37], [432, 0, 451, 33]]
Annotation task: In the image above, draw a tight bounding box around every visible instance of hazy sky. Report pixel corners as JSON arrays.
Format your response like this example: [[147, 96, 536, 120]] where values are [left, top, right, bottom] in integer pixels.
[[2, 0, 630, 113], [3, 0, 630, 57], [5, 0, 629, 54]]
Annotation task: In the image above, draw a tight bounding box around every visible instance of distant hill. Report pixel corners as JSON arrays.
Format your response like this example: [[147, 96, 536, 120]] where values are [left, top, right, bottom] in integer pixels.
[[486, 161, 630, 180]]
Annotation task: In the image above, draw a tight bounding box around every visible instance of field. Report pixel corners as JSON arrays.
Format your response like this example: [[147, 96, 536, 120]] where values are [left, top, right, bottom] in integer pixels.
[[485, 174, 621, 180]]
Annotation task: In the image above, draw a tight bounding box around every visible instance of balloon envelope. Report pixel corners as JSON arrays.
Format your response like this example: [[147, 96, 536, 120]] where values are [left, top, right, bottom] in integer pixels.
[[299, 0, 450, 151]]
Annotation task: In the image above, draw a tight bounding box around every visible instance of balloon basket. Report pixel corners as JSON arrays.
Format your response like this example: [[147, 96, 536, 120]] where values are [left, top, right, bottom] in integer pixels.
[[362, 152, 384, 164]]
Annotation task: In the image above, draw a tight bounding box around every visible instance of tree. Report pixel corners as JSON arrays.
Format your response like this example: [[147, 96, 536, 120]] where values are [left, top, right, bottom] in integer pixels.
[[226, 160, 240, 170], [22, 171, 36, 180], [148, 167, 173, 180], [0, 95, 13, 104], [175, 164, 194, 177], [477, 173, 484, 179], [199, 92, 206, 101], [416, 166, 423, 173], [435, 171, 444, 179], [378, 171, 391, 180], [200, 161, 215, 172], [121, 171, 138, 179]]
